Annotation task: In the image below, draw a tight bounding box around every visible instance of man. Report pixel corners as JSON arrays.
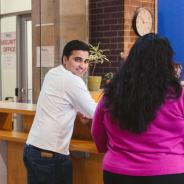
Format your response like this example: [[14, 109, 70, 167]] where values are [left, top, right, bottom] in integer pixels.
[[23, 40, 96, 184]]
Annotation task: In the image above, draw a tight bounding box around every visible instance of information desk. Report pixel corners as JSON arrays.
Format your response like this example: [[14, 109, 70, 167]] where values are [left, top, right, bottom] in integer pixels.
[[0, 91, 103, 184]]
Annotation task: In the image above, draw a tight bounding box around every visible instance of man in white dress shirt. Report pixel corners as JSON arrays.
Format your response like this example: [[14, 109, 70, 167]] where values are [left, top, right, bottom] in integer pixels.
[[23, 40, 97, 184]]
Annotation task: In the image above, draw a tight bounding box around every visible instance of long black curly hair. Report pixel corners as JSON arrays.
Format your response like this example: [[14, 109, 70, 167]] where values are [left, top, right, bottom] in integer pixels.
[[104, 33, 182, 133]]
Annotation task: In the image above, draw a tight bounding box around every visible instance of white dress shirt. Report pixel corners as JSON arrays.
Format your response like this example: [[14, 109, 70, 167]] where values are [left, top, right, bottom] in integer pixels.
[[27, 65, 96, 155]]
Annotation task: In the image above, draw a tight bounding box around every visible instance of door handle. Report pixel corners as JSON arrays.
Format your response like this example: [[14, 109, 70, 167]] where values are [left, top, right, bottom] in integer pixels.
[[15, 88, 19, 96]]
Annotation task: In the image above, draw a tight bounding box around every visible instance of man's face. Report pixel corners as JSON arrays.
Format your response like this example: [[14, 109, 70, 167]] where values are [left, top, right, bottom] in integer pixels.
[[63, 50, 89, 77]]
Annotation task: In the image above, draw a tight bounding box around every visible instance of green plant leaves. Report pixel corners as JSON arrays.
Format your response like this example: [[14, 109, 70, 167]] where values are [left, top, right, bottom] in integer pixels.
[[88, 43, 110, 75]]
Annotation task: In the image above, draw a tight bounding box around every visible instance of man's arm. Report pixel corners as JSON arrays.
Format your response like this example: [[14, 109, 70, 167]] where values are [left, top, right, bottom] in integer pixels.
[[65, 76, 97, 118]]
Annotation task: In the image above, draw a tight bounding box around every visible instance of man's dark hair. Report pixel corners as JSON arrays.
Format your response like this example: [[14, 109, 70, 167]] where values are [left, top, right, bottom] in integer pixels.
[[104, 33, 182, 133], [61, 40, 89, 63]]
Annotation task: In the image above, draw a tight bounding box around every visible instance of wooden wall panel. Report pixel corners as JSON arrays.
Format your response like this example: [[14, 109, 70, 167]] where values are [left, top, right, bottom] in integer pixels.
[[72, 154, 103, 184]]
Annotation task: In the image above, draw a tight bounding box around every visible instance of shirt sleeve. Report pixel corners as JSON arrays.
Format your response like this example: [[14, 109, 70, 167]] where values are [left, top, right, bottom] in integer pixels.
[[65, 75, 97, 119], [91, 98, 108, 153]]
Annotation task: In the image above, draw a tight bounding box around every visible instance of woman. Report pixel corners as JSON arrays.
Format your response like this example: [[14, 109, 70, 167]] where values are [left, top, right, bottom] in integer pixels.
[[91, 33, 184, 184]]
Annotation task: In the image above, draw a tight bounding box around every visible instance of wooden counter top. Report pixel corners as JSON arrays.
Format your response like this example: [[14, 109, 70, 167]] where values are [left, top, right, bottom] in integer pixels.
[[0, 130, 98, 153], [0, 89, 103, 115], [0, 101, 36, 115], [0, 130, 27, 143], [70, 139, 98, 154]]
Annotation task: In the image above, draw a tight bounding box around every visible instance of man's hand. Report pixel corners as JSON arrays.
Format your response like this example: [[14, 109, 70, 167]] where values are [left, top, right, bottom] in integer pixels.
[[78, 113, 91, 124]]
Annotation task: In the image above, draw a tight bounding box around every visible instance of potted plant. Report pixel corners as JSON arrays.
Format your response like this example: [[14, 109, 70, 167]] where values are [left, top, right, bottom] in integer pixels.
[[88, 43, 110, 91]]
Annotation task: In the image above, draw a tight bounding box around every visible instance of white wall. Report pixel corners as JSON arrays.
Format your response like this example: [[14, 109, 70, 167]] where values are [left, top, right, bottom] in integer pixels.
[[1, 0, 31, 14]]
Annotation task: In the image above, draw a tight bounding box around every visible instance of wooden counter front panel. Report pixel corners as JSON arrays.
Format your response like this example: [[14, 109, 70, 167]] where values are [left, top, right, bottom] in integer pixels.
[[23, 115, 34, 132], [72, 116, 92, 140], [72, 154, 103, 184], [7, 142, 26, 184], [0, 113, 12, 130]]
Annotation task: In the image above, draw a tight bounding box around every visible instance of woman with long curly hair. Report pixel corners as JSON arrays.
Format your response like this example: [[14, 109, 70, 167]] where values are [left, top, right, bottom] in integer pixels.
[[91, 33, 184, 184]]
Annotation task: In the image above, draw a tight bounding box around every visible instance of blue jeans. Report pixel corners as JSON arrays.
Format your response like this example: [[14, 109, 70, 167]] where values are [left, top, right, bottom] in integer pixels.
[[23, 144, 72, 184]]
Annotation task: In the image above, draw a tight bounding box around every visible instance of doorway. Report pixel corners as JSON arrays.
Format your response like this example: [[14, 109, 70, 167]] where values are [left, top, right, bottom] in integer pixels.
[[0, 14, 32, 103]]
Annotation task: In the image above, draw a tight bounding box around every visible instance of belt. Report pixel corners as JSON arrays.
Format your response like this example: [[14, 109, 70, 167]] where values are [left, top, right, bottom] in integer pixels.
[[26, 144, 70, 159]]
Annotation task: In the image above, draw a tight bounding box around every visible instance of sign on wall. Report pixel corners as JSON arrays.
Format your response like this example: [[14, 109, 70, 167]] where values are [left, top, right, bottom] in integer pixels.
[[1, 32, 16, 69]]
